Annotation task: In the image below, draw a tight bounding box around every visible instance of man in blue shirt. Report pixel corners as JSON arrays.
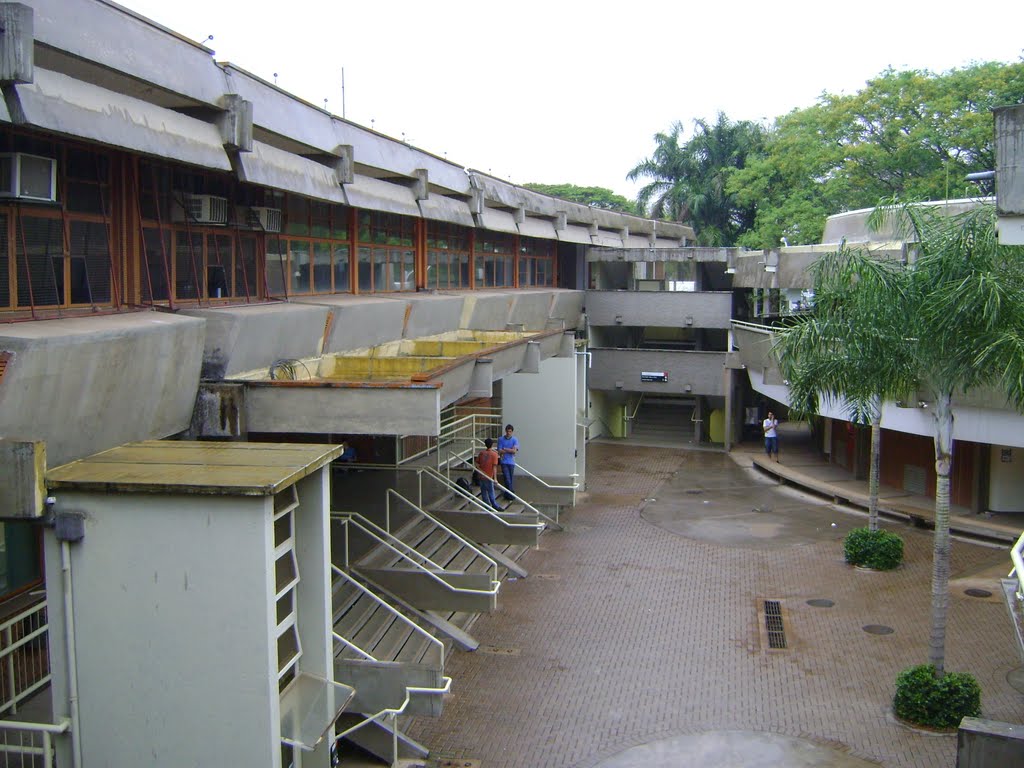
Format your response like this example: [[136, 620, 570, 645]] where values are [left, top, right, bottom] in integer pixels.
[[496, 424, 519, 501]]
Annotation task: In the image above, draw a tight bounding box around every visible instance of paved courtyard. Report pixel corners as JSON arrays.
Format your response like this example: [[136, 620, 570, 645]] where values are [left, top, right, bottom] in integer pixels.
[[406, 442, 1024, 767]]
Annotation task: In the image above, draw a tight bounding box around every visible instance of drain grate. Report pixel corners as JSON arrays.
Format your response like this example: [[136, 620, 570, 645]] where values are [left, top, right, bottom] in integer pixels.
[[436, 760, 482, 768], [964, 588, 992, 598], [763, 599, 787, 649], [477, 644, 520, 656]]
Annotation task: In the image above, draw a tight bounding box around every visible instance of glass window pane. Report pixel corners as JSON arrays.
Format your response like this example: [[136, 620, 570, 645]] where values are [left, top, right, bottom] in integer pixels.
[[0, 212, 9, 308], [313, 241, 332, 293], [286, 196, 310, 236], [16, 216, 63, 308], [333, 246, 350, 292], [266, 236, 288, 296], [331, 205, 349, 239], [68, 221, 112, 304], [358, 246, 372, 292], [236, 236, 258, 299], [290, 241, 311, 294], [174, 232, 203, 300]]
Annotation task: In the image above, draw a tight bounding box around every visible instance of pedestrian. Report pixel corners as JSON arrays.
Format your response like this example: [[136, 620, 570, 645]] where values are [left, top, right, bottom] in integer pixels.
[[496, 423, 519, 500], [763, 411, 779, 461], [475, 438, 503, 511]]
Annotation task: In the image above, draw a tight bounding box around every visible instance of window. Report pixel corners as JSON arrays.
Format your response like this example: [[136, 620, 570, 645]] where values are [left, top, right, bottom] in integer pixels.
[[475, 232, 514, 288], [426, 222, 471, 289], [356, 211, 416, 292], [518, 236, 555, 287]]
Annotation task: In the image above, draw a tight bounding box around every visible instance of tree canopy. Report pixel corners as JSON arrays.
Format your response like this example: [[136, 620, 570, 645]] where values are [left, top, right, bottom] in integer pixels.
[[521, 183, 638, 214], [627, 113, 766, 245], [729, 61, 1024, 248]]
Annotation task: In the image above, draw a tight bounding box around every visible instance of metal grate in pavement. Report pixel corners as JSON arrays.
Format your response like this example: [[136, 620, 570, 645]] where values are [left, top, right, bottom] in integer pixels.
[[763, 599, 787, 649]]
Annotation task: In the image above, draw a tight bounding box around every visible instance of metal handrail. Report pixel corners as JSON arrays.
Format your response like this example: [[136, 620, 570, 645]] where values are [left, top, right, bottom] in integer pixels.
[[431, 453, 560, 529], [624, 393, 645, 422], [0, 718, 69, 768], [330, 565, 445, 668], [731, 319, 775, 332], [418, 462, 544, 532], [1009, 530, 1024, 600], [333, 511, 499, 595], [0, 597, 50, 716], [461, 438, 579, 492]]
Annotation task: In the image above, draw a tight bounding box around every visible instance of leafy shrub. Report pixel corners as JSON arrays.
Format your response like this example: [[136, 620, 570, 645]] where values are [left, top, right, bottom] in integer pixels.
[[843, 527, 903, 570], [893, 664, 981, 729]]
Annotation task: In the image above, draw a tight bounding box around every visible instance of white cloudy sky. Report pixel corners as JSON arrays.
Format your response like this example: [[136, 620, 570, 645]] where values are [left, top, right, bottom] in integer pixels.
[[117, 0, 1023, 200]]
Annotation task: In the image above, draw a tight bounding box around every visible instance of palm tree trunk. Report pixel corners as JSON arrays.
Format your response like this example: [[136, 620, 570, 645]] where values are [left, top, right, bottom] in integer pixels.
[[929, 391, 954, 676], [868, 413, 881, 531]]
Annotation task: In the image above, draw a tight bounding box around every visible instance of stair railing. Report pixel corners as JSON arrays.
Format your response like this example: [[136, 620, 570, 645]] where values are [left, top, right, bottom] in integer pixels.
[[428, 455, 560, 530], [333, 510, 499, 593], [330, 565, 446, 670], [462, 436, 579, 492], [0, 718, 70, 768]]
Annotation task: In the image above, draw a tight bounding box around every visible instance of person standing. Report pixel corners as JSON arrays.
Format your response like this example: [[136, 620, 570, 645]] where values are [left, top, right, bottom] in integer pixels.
[[475, 438, 503, 511], [496, 424, 519, 500], [763, 411, 779, 461]]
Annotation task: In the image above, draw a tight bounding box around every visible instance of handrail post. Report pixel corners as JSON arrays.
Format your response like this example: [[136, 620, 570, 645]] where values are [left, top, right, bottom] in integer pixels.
[[3, 624, 14, 715]]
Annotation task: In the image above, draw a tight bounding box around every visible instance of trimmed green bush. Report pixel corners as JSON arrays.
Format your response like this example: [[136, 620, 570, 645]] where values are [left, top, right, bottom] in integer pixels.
[[893, 664, 981, 730], [843, 526, 904, 570]]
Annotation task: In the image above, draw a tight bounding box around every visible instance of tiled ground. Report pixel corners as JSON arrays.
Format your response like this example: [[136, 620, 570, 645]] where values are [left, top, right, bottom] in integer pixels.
[[406, 443, 1024, 768]]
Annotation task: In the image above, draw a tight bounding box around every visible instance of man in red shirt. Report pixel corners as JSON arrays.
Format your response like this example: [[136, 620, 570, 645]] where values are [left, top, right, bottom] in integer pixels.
[[475, 438, 503, 511]]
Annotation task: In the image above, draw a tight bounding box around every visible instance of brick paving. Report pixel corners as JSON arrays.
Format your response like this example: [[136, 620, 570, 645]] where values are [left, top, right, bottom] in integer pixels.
[[406, 443, 1024, 768]]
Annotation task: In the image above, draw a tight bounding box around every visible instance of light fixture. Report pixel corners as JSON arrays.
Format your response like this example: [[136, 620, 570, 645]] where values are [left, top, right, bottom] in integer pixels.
[[685, 316, 693, 326], [684, 383, 692, 392], [918, 400, 929, 409]]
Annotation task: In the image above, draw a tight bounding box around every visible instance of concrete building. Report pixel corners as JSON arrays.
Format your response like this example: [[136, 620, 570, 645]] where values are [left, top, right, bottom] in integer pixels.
[[0, 1, 694, 765], [1, 0, 1021, 765]]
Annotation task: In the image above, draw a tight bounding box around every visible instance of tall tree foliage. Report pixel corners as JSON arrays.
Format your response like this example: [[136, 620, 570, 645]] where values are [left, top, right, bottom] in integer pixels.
[[627, 113, 766, 245], [775, 244, 917, 530], [780, 201, 1024, 674], [521, 183, 638, 214], [729, 61, 1024, 248]]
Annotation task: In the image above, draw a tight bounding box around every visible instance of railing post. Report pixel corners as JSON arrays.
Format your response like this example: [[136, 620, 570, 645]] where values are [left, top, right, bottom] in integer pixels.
[[3, 624, 14, 715], [43, 731, 52, 768]]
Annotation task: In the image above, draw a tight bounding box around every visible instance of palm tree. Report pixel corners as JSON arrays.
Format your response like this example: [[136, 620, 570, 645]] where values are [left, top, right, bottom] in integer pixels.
[[873, 200, 1024, 674], [774, 244, 917, 531], [783, 200, 1024, 675], [628, 113, 765, 245]]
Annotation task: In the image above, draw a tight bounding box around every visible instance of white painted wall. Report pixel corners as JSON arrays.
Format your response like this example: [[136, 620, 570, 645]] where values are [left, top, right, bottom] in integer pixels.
[[502, 356, 578, 480], [46, 491, 278, 767], [989, 445, 1024, 513]]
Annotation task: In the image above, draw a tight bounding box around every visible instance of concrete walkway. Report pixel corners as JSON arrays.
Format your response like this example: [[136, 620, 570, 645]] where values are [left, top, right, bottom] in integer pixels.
[[404, 441, 1024, 768]]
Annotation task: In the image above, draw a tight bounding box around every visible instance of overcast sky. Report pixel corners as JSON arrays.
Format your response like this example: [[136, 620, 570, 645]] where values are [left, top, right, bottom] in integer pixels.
[[117, 0, 1023, 200]]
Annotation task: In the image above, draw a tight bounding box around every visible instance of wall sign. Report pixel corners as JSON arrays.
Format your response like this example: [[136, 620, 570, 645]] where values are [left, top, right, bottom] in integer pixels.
[[641, 371, 668, 383]]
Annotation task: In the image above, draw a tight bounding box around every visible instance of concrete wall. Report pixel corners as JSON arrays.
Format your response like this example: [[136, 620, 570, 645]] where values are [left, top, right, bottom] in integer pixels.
[[45, 490, 278, 767], [588, 349, 726, 397], [0, 313, 204, 466], [988, 445, 1024, 513], [501, 356, 578, 481], [586, 290, 733, 329], [183, 303, 328, 379]]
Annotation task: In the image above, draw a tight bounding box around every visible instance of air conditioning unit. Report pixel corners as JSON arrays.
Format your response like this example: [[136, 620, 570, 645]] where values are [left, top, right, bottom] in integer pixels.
[[172, 193, 229, 225], [248, 206, 282, 233], [0, 152, 57, 202]]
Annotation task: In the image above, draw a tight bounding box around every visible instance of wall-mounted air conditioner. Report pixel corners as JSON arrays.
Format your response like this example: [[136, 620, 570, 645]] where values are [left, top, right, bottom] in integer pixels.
[[172, 193, 229, 225], [0, 153, 58, 202], [248, 206, 282, 233]]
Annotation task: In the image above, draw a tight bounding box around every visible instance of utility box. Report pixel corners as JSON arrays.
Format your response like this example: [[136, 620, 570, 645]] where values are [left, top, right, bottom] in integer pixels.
[[44, 441, 352, 768], [0, 438, 46, 517]]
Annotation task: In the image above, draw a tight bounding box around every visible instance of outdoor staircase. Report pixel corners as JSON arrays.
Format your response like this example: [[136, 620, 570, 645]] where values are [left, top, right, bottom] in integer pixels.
[[630, 398, 698, 444]]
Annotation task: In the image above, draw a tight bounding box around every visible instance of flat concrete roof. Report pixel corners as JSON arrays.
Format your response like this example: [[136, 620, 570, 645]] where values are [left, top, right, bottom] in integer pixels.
[[46, 441, 342, 496]]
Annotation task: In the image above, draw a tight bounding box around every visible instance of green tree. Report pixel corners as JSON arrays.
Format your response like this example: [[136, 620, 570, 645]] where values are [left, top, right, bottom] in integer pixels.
[[628, 113, 766, 245], [875, 200, 1024, 674], [522, 183, 638, 214], [731, 61, 1024, 249], [775, 244, 917, 530]]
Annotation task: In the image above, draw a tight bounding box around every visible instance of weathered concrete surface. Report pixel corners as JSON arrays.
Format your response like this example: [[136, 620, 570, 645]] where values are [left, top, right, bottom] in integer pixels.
[[508, 292, 554, 331], [407, 444, 1024, 768], [0, 313, 204, 465], [403, 294, 465, 338], [586, 290, 733, 329], [588, 348, 726, 396], [957, 717, 1024, 768], [460, 292, 516, 330], [181, 303, 328, 379]]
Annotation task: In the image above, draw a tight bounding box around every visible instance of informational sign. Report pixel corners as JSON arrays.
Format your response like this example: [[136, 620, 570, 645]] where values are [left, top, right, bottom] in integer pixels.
[[1001, 448, 1013, 463], [641, 371, 668, 383]]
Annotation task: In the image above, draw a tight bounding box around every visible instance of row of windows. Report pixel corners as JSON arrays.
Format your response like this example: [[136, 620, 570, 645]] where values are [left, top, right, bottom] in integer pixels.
[[0, 135, 556, 312]]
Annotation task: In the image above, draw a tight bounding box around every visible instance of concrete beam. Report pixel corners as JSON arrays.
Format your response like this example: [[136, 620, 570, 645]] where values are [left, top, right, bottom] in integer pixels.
[[0, 3, 33, 84], [468, 359, 493, 397], [0, 439, 45, 517]]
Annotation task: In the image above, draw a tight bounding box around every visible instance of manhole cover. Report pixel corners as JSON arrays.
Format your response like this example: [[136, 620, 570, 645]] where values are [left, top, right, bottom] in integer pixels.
[[477, 644, 520, 656], [964, 588, 993, 598], [436, 760, 481, 768], [1007, 666, 1024, 694], [863, 624, 894, 635], [535, 573, 561, 581], [807, 599, 835, 608]]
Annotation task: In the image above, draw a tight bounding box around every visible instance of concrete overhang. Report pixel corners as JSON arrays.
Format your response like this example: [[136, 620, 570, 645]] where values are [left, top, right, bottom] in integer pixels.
[[229, 329, 565, 436]]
